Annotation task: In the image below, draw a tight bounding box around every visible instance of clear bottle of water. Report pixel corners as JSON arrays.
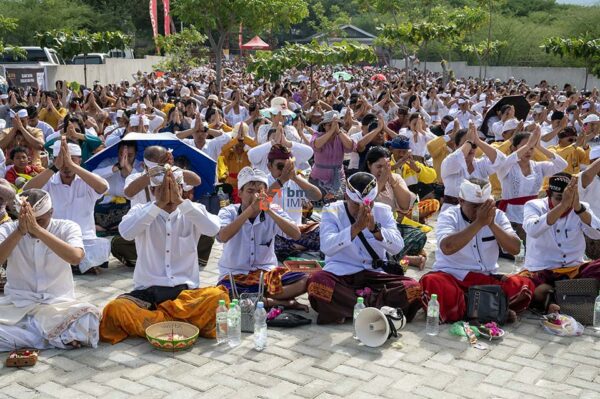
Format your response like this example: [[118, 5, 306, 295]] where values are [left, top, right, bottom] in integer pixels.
[[514, 241, 525, 274], [227, 302, 241, 348], [426, 294, 440, 336], [253, 301, 268, 351], [593, 290, 600, 331], [216, 299, 228, 345], [411, 195, 420, 222], [353, 297, 366, 339]]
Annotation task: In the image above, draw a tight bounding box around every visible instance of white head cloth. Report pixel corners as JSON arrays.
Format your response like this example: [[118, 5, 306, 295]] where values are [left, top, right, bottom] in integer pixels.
[[147, 165, 184, 187], [459, 179, 492, 204], [346, 172, 379, 206], [51, 141, 82, 157], [15, 190, 53, 217], [237, 166, 269, 190]]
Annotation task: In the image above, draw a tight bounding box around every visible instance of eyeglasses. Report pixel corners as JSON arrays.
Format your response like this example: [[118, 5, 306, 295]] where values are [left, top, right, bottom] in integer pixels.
[[276, 163, 286, 171]]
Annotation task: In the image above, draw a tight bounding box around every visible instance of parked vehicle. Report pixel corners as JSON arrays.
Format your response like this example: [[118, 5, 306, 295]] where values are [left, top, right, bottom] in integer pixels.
[[71, 53, 110, 65], [0, 47, 65, 65]]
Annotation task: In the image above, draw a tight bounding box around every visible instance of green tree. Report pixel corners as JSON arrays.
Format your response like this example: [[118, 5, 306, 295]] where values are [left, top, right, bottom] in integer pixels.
[[37, 30, 132, 86], [542, 36, 600, 90], [308, 1, 351, 42], [247, 40, 376, 90], [154, 26, 208, 73], [462, 40, 507, 79], [172, 0, 309, 91], [0, 16, 25, 59]]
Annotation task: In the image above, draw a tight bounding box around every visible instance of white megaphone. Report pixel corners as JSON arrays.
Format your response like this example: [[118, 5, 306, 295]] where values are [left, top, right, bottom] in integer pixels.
[[355, 306, 406, 347]]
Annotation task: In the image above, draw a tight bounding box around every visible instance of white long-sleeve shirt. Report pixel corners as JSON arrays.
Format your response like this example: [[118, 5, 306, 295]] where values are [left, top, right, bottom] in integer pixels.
[[119, 200, 221, 290], [523, 198, 600, 271], [433, 206, 514, 281], [422, 98, 448, 123], [0, 220, 84, 306], [449, 109, 482, 129], [183, 133, 231, 162], [93, 158, 144, 203], [397, 129, 437, 158], [216, 203, 293, 279], [0, 150, 5, 178], [248, 141, 313, 174], [441, 148, 505, 206], [320, 201, 403, 276], [496, 152, 568, 224]]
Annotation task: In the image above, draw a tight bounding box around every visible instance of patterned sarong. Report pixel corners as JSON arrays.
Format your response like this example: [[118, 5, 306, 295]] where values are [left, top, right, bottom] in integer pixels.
[[218, 268, 305, 296]]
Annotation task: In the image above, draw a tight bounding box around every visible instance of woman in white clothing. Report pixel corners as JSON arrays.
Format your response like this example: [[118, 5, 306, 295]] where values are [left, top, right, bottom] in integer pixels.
[[399, 113, 438, 159], [224, 90, 249, 127], [496, 127, 568, 240], [440, 123, 505, 212], [422, 88, 448, 124]]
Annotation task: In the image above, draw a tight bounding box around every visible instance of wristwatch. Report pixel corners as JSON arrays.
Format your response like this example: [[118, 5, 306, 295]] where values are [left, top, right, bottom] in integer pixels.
[[50, 164, 59, 173], [369, 222, 381, 234], [575, 204, 587, 215]]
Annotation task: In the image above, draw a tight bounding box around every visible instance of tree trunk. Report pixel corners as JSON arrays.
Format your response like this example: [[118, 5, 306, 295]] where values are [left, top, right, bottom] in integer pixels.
[[310, 65, 314, 94], [84, 53, 88, 87], [423, 42, 428, 73], [214, 43, 223, 93], [485, 2, 492, 81]]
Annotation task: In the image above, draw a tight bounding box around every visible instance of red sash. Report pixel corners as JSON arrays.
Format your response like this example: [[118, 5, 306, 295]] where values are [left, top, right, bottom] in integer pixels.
[[497, 195, 538, 212]]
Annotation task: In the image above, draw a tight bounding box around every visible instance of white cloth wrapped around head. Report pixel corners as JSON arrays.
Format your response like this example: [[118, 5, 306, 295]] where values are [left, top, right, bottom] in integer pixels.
[[237, 166, 268, 190], [51, 141, 82, 158], [15, 189, 53, 217], [459, 179, 492, 204], [346, 172, 378, 206], [147, 164, 184, 187], [0, 178, 15, 213]]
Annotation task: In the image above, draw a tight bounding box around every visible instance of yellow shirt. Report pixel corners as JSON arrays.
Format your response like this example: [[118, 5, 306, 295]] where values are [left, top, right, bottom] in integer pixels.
[[548, 144, 590, 175], [391, 159, 437, 186], [38, 107, 68, 130], [219, 136, 257, 186], [426, 136, 451, 184]]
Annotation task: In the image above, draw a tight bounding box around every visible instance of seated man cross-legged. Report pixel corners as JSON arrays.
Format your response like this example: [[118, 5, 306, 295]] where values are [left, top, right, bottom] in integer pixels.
[[0, 189, 100, 351], [100, 167, 228, 344], [522, 173, 600, 312], [307, 172, 423, 324], [420, 178, 535, 323]]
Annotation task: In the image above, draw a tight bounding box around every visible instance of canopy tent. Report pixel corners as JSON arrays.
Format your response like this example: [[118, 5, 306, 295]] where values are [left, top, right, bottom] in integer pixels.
[[241, 36, 271, 51]]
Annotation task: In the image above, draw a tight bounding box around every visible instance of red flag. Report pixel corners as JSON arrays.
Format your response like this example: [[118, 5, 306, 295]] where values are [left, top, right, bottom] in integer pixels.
[[149, 0, 158, 38], [163, 0, 171, 36]]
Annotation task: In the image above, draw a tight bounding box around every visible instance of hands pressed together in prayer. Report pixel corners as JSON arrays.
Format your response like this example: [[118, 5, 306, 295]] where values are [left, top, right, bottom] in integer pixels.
[[155, 169, 184, 212], [474, 199, 497, 228], [53, 138, 75, 171], [558, 176, 582, 212], [17, 200, 41, 237]]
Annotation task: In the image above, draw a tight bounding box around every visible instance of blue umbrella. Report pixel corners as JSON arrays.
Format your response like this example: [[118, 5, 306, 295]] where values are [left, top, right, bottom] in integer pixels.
[[85, 132, 216, 197]]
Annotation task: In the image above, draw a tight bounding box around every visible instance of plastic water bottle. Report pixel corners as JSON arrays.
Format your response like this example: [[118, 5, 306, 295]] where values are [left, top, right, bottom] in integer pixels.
[[227, 303, 241, 348], [426, 294, 440, 336], [593, 290, 600, 331], [218, 186, 230, 208], [353, 297, 366, 339], [411, 195, 420, 222], [216, 299, 228, 345], [253, 301, 268, 351], [514, 241, 525, 274]]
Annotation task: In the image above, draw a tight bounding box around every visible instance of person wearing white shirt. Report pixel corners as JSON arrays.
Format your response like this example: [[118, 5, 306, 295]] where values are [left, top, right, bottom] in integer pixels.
[[397, 114, 437, 158], [175, 121, 230, 162], [522, 173, 600, 312], [440, 124, 505, 212], [248, 126, 314, 175], [0, 189, 101, 351], [579, 148, 600, 259], [490, 105, 515, 142], [496, 129, 568, 239], [449, 98, 482, 129], [216, 167, 308, 310], [420, 179, 534, 323], [265, 145, 322, 260], [23, 138, 110, 275], [26, 106, 54, 141], [256, 97, 303, 144], [0, 148, 5, 178], [307, 172, 423, 324], [100, 167, 228, 345]]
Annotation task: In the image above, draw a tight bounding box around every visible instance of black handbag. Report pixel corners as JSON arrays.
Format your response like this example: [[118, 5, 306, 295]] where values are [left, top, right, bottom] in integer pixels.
[[555, 278, 599, 325], [343, 203, 404, 276], [466, 285, 508, 324]]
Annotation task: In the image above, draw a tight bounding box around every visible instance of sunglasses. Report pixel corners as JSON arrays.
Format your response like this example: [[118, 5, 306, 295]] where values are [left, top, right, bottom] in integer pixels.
[[276, 163, 286, 171]]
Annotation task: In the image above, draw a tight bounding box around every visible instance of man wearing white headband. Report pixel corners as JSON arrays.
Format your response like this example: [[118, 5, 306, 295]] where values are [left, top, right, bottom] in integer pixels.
[[100, 167, 225, 344], [449, 97, 482, 129], [421, 178, 534, 323], [307, 172, 423, 324], [579, 146, 600, 260], [0, 107, 45, 168], [0, 189, 101, 351], [114, 145, 203, 268], [216, 166, 307, 310], [23, 137, 110, 275]]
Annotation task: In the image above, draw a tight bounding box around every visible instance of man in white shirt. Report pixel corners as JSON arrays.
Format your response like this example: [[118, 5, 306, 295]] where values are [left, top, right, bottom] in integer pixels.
[[522, 173, 600, 312], [420, 179, 534, 323], [216, 167, 307, 310], [115, 145, 202, 268], [579, 147, 600, 259], [307, 172, 423, 324], [26, 106, 54, 141], [449, 97, 482, 129], [265, 145, 322, 260], [100, 167, 227, 344], [0, 189, 100, 351], [175, 120, 230, 162], [24, 138, 110, 275]]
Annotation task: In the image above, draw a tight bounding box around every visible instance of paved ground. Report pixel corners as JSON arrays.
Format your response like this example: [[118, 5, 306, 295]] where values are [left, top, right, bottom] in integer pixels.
[[2, 237, 600, 399]]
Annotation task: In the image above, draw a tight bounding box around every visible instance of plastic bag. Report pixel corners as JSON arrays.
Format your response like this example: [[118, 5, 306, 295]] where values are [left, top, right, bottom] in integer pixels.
[[541, 313, 584, 337]]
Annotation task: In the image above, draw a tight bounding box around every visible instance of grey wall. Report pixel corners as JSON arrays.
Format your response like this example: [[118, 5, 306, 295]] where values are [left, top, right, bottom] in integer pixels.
[[391, 60, 600, 90]]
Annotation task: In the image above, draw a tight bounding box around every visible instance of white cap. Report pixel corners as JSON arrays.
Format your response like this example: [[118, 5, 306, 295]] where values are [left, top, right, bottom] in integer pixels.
[[557, 95, 567, 103], [444, 120, 455, 134], [502, 118, 520, 132], [180, 87, 191, 97], [116, 109, 125, 118], [261, 96, 295, 117], [582, 101, 591, 110], [51, 141, 82, 157], [459, 179, 492, 204], [590, 146, 600, 161], [583, 114, 600, 124], [532, 104, 545, 114], [457, 97, 468, 105], [0, 119, 5, 129], [237, 167, 269, 190]]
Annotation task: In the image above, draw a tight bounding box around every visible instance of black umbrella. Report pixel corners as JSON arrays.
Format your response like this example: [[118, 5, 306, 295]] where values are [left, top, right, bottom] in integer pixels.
[[481, 95, 531, 137]]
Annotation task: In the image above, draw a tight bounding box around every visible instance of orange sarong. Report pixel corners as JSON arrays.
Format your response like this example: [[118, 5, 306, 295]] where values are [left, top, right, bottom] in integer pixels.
[[100, 286, 229, 344]]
